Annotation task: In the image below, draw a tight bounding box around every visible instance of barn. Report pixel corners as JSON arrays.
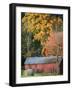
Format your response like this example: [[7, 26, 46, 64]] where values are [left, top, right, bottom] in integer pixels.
[[24, 56, 63, 75]]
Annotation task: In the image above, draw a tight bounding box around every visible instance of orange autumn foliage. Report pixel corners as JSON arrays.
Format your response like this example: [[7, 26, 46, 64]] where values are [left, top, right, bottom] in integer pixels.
[[42, 32, 63, 56]]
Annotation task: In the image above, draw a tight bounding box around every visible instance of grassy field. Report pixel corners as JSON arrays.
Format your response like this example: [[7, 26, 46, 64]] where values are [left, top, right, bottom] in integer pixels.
[[21, 70, 59, 77]]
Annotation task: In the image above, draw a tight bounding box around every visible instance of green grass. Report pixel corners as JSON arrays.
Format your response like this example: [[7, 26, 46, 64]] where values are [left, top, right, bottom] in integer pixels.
[[21, 70, 59, 77]]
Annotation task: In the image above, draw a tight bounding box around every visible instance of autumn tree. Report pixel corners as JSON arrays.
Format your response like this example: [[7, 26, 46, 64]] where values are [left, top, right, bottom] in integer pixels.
[[52, 15, 63, 60], [21, 13, 63, 57], [22, 13, 53, 56]]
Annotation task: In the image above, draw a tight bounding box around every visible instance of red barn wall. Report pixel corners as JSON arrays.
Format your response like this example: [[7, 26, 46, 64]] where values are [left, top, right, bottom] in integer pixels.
[[24, 63, 59, 73]]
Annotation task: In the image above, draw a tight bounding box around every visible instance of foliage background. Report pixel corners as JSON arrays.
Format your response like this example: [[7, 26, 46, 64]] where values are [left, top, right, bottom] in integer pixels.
[[21, 13, 63, 58]]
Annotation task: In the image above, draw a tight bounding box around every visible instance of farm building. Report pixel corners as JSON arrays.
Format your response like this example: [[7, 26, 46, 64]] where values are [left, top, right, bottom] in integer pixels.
[[23, 56, 63, 75]]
